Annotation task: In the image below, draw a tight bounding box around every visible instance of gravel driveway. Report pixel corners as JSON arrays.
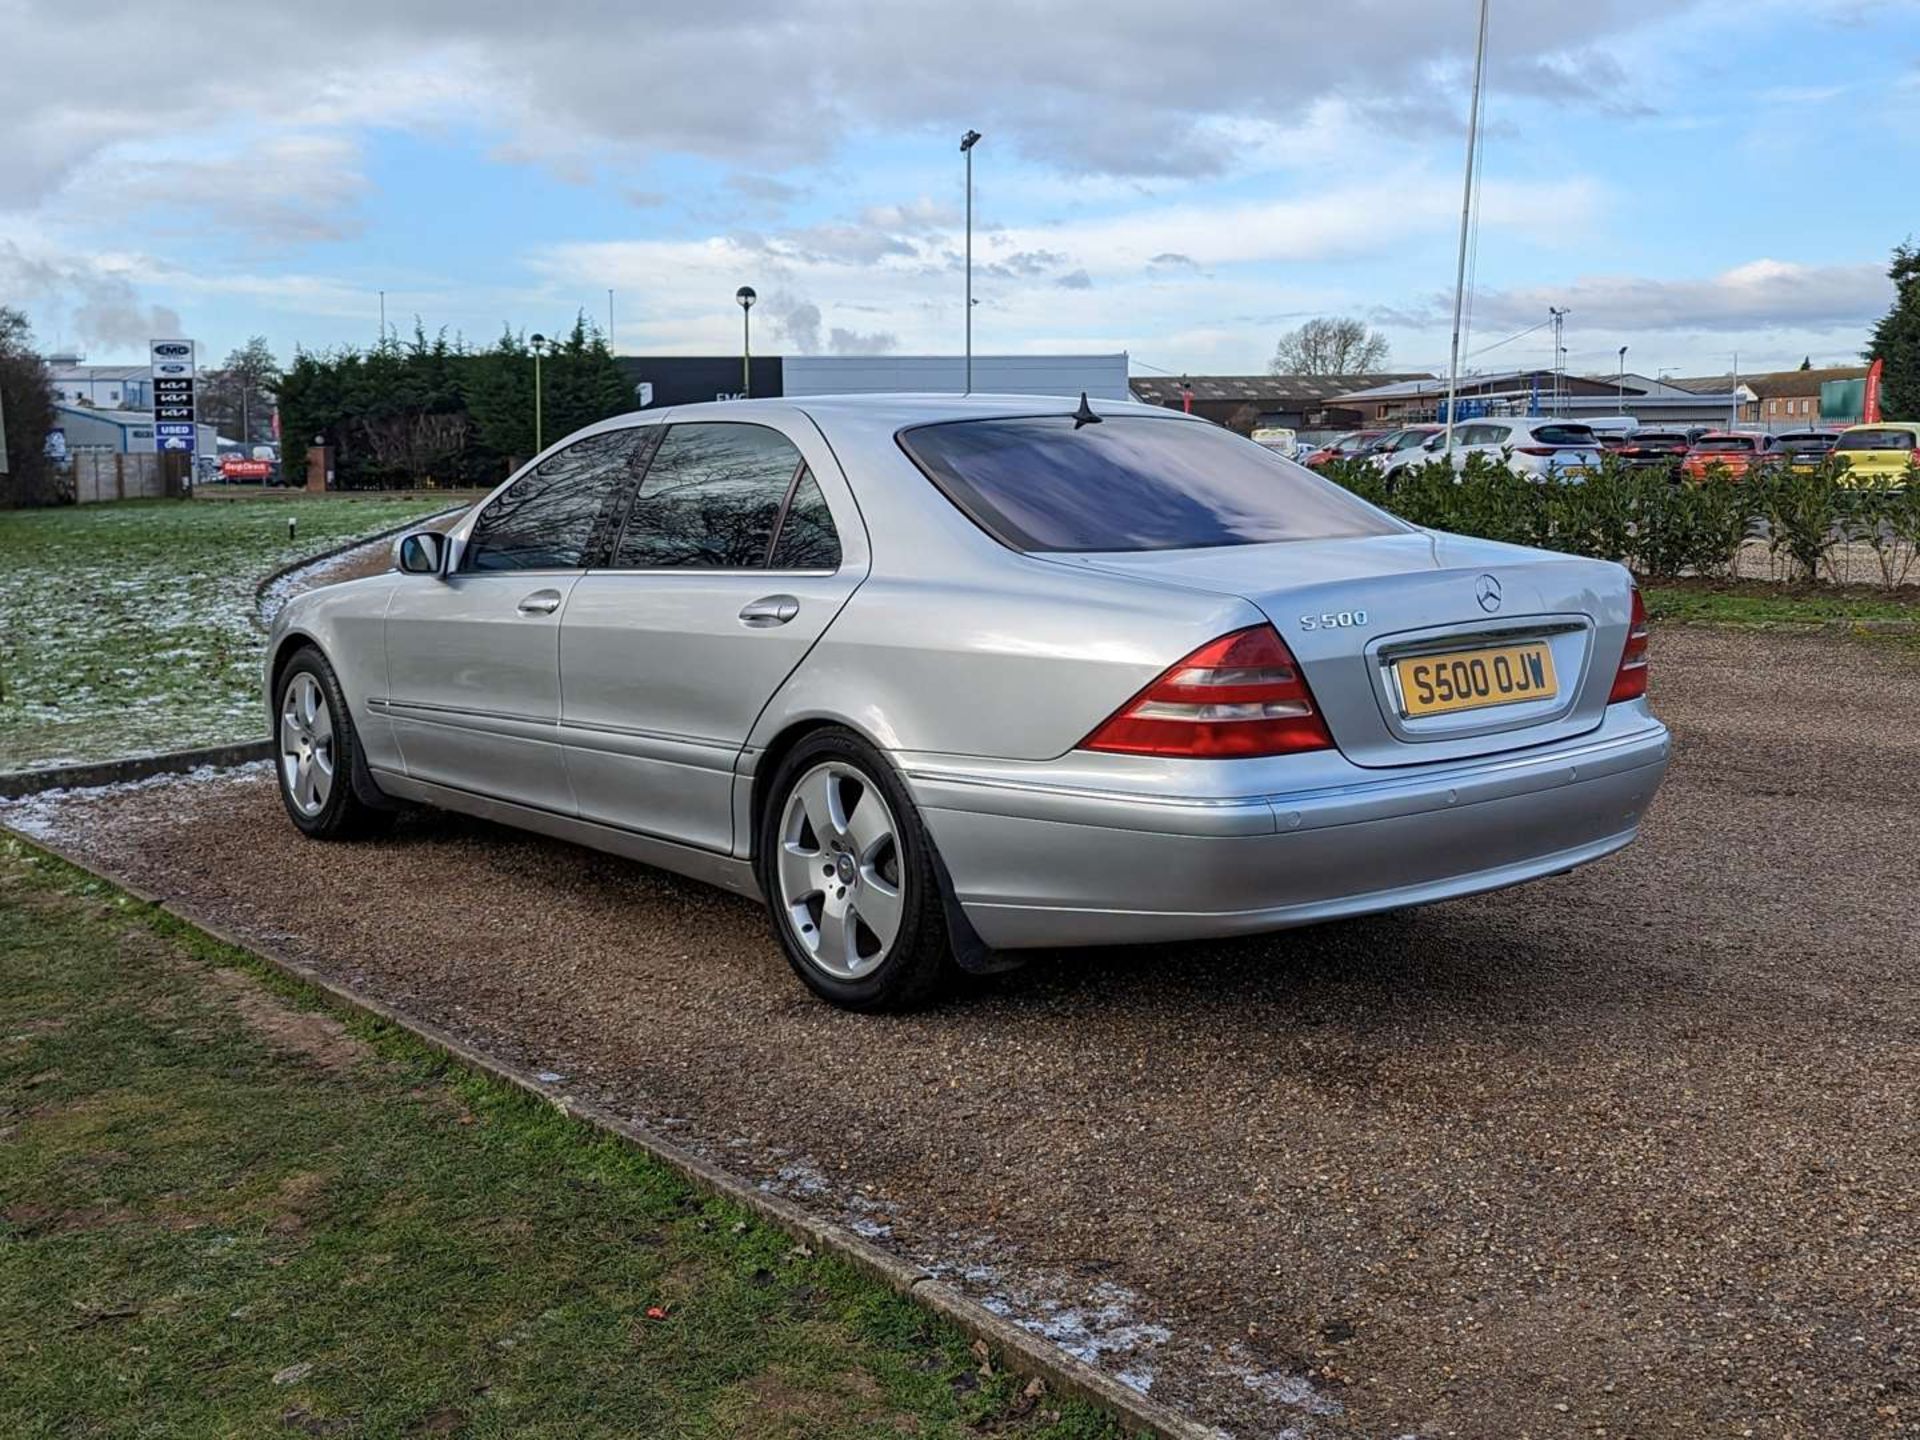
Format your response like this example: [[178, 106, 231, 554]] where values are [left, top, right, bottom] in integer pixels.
[[8, 626, 1918, 1438]]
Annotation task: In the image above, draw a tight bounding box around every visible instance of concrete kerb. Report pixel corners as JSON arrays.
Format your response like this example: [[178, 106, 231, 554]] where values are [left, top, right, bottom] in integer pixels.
[[0, 740, 274, 800], [1, 818, 1222, 1440]]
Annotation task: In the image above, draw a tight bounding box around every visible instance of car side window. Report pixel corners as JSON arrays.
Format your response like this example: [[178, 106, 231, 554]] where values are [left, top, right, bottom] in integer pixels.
[[613, 422, 802, 570], [768, 467, 842, 570], [463, 431, 639, 572]]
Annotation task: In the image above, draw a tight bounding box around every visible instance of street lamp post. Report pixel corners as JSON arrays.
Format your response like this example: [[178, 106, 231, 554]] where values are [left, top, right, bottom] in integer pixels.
[[735, 286, 757, 398], [1617, 345, 1628, 414], [961, 129, 981, 394], [530, 332, 548, 454]]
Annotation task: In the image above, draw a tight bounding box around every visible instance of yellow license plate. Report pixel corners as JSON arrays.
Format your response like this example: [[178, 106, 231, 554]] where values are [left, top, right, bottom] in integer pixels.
[[1394, 642, 1558, 718]]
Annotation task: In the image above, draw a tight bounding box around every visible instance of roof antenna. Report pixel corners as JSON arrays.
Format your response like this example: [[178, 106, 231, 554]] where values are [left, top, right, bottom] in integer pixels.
[[1071, 391, 1103, 429]]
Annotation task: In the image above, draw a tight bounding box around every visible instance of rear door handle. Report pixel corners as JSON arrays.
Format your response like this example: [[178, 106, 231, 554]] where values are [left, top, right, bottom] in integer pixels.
[[739, 594, 800, 628], [517, 589, 563, 615]]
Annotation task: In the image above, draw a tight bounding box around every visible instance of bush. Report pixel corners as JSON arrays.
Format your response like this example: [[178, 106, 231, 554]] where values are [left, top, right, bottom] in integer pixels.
[[1318, 448, 1769, 581]]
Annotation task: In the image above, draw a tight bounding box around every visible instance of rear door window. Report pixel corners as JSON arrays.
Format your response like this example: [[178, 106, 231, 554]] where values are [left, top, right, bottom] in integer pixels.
[[613, 422, 802, 569], [897, 415, 1402, 554]]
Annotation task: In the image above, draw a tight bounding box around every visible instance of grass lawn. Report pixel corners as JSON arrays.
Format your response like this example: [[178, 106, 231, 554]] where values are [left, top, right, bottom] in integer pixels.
[[0, 836, 1119, 1439], [1643, 577, 1920, 628], [0, 497, 451, 772]]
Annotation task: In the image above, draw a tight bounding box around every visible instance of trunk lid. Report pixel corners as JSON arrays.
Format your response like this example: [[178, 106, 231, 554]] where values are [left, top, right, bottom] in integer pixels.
[[1063, 531, 1632, 768]]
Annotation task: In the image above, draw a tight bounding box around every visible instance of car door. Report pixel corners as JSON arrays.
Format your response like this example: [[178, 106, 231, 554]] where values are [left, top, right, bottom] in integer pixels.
[[559, 417, 869, 854], [382, 428, 643, 814]]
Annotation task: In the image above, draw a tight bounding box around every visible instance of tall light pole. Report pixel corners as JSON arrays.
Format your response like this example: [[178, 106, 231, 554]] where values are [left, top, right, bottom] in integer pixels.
[[961, 129, 982, 394], [1617, 345, 1628, 414], [530, 332, 548, 454], [1441, 0, 1489, 458], [607, 289, 615, 353], [1548, 307, 1569, 416], [735, 286, 757, 398]]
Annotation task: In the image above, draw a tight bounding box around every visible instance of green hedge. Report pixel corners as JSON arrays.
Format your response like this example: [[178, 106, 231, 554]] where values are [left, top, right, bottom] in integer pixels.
[[1317, 453, 1920, 589]]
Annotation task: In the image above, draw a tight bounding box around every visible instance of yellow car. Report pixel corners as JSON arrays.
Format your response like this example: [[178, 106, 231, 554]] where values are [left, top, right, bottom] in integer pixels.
[[1832, 422, 1920, 486]]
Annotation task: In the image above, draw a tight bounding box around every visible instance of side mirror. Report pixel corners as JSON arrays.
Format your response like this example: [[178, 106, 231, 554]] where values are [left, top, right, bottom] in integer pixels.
[[1424, 434, 1446, 451], [394, 529, 447, 576]]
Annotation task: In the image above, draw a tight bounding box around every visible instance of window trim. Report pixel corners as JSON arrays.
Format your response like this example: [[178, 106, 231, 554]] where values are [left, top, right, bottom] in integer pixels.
[[595, 420, 842, 576]]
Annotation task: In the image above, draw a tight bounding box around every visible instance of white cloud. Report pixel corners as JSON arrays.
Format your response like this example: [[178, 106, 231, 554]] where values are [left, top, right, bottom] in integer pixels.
[[1413, 259, 1891, 335]]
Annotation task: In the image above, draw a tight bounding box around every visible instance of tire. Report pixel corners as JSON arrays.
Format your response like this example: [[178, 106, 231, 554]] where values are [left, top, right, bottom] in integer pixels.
[[757, 728, 955, 1012], [274, 648, 387, 840]]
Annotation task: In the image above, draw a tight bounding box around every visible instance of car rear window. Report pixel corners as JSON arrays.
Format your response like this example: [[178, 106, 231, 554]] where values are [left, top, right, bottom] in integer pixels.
[[1532, 425, 1598, 446], [1699, 435, 1757, 452], [897, 415, 1404, 553], [1776, 434, 1836, 452], [1840, 428, 1916, 451], [1632, 432, 1686, 445]]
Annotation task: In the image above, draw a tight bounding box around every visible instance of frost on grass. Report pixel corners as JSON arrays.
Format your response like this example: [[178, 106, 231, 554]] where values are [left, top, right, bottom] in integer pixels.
[[0, 499, 446, 772]]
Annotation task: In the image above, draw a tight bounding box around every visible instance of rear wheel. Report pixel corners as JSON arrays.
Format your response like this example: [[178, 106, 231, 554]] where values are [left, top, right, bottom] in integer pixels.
[[759, 729, 954, 1011], [275, 649, 386, 840]]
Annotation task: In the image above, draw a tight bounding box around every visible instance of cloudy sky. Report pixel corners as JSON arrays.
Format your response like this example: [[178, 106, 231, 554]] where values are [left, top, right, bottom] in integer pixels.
[[3, 0, 1915, 378]]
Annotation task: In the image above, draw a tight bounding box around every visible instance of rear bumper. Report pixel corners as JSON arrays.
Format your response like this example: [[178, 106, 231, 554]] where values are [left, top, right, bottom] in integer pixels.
[[902, 706, 1670, 949]]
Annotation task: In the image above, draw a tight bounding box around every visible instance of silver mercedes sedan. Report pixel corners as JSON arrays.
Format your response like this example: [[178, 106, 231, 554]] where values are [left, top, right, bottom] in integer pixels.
[[266, 394, 1669, 1010]]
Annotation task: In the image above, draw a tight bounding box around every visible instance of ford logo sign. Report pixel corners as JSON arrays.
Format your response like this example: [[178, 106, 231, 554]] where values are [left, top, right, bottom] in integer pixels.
[[154, 362, 190, 374], [152, 342, 192, 357]]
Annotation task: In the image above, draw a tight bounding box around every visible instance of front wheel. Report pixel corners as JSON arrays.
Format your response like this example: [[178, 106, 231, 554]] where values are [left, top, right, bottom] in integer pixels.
[[275, 648, 387, 840], [758, 729, 955, 1011]]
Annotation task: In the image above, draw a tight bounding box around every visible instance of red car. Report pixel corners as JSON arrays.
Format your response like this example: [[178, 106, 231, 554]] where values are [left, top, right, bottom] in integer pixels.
[[1680, 431, 1773, 481], [1301, 429, 1391, 470]]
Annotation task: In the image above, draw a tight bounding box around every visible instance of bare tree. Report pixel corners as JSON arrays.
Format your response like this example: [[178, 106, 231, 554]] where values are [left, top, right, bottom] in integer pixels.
[[1269, 317, 1391, 377], [201, 336, 282, 446]]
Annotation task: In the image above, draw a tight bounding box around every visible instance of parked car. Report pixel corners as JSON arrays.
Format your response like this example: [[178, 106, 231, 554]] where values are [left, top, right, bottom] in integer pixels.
[[1680, 431, 1774, 481], [1302, 429, 1391, 470], [1616, 430, 1692, 477], [1831, 423, 1920, 486], [266, 395, 1668, 1011], [1250, 425, 1299, 456], [1368, 425, 1445, 475], [1445, 418, 1607, 480], [1765, 429, 1844, 475], [1582, 416, 1640, 449]]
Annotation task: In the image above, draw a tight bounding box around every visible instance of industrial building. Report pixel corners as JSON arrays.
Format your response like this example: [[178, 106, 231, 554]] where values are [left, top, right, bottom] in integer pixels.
[[615, 354, 1132, 409]]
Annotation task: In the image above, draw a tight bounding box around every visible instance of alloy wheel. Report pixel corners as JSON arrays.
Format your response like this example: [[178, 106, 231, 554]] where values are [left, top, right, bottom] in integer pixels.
[[775, 761, 905, 980], [279, 672, 336, 818]]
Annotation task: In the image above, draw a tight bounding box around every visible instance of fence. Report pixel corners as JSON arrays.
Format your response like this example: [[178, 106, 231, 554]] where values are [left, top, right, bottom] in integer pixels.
[[70, 451, 189, 503]]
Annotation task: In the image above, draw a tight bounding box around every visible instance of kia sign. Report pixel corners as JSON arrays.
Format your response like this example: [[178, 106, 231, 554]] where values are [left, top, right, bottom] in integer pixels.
[[149, 339, 196, 449]]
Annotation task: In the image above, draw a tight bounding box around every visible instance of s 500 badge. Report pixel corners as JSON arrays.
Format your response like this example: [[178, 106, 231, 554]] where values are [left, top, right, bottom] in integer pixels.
[[1298, 609, 1368, 631]]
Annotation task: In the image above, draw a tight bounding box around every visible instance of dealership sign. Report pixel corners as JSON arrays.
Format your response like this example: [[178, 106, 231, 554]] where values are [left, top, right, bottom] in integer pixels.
[[150, 339, 196, 450]]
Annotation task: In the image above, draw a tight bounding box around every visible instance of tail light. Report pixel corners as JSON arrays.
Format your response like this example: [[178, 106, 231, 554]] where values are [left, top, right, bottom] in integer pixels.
[[1608, 588, 1649, 703], [1081, 625, 1334, 758], [1515, 445, 1557, 456]]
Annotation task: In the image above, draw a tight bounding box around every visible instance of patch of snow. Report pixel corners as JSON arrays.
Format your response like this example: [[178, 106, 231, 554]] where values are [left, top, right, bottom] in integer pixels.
[[0, 760, 270, 841]]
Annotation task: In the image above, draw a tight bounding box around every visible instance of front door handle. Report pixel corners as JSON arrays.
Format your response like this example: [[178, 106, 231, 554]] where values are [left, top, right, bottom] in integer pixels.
[[517, 589, 563, 616], [739, 594, 800, 628]]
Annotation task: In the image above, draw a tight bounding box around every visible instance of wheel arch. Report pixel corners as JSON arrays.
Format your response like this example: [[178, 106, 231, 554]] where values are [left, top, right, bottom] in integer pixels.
[[744, 715, 1011, 977]]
